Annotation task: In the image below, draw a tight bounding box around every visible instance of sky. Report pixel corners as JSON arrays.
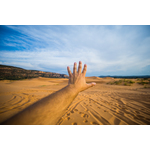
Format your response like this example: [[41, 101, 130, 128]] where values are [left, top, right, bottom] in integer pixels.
[[0, 25, 150, 76]]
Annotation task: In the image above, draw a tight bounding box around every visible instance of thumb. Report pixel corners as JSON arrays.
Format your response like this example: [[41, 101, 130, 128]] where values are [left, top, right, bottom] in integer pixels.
[[86, 82, 96, 89]]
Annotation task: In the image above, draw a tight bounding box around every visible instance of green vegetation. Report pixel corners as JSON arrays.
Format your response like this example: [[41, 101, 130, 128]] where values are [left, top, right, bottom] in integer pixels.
[[128, 80, 135, 84], [137, 78, 150, 85], [107, 79, 135, 86], [107, 78, 150, 86], [124, 83, 128, 86]]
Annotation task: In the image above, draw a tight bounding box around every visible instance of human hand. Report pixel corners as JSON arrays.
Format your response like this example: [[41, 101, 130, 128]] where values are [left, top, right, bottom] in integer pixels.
[[67, 61, 96, 93]]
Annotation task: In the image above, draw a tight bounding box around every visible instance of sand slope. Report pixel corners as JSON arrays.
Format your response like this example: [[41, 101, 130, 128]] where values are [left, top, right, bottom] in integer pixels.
[[0, 77, 150, 125]]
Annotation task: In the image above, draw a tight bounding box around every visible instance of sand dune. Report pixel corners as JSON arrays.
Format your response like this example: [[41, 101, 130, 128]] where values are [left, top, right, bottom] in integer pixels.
[[103, 77, 114, 79], [0, 77, 150, 125], [86, 76, 102, 79]]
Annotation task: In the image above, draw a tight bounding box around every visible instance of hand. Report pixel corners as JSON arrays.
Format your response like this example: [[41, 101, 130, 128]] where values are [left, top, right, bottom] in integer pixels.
[[67, 61, 96, 93]]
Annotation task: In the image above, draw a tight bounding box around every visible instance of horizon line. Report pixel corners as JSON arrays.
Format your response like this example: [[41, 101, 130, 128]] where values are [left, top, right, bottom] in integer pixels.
[[0, 64, 150, 77]]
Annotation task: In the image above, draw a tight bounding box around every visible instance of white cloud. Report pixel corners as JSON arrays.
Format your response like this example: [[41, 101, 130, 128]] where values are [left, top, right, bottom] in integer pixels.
[[0, 25, 150, 76]]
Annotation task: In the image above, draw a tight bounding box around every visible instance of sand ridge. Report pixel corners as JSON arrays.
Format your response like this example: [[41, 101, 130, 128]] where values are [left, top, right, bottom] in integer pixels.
[[0, 77, 150, 125]]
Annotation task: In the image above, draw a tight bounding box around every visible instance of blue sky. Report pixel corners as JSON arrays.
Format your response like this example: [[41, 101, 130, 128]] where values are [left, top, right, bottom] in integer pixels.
[[0, 25, 150, 76]]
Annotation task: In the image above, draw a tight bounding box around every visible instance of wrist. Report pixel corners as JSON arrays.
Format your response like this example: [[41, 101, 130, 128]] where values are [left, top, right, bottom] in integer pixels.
[[66, 84, 80, 95]]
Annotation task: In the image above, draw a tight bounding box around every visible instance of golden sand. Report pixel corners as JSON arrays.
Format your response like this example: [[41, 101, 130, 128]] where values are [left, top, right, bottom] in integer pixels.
[[0, 77, 150, 125]]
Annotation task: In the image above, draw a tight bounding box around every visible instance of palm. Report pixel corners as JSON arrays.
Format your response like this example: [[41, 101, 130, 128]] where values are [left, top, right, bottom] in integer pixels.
[[67, 61, 96, 93]]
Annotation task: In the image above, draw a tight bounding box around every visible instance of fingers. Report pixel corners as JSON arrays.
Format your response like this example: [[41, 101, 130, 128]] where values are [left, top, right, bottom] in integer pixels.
[[73, 62, 77, 74], [82, 64, 87, 76], [78, 61, 82, 74], [70, 61, 87, 76], [67, 66, 72, 77]]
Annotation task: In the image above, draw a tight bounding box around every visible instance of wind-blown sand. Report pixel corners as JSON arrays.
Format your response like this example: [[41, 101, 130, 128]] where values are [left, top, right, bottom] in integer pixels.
[[0, 77, 150, 125]]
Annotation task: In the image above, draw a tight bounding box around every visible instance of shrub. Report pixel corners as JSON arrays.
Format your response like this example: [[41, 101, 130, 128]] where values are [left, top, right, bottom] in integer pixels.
[[128, 80, 135, 84], [138, 81, 149, 85], [124, 83, 128, 86]]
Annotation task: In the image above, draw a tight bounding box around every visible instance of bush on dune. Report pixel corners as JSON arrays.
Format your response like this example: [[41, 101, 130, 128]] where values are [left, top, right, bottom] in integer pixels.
[[137, 78, 150, 85], [107, 79, 135, 86]]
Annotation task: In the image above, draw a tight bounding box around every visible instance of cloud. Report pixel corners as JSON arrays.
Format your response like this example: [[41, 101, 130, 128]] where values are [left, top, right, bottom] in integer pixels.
[[0, 25, 150, 76]]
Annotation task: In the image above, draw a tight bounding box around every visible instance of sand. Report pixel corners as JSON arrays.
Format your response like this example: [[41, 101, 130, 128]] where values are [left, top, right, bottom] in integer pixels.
[[0, 77, 150, 125]]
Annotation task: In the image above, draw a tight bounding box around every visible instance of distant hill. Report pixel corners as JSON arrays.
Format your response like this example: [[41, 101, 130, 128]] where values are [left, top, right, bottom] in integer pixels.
[[0, 64, 68, 80], [99, 75, 150, 79]]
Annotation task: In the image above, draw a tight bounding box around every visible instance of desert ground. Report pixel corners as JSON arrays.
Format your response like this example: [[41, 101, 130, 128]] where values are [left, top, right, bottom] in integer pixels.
[[0, 77, 150, 125]]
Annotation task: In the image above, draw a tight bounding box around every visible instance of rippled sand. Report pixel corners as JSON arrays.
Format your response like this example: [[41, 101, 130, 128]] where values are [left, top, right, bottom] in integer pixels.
[[0, 77, 150, 125]]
